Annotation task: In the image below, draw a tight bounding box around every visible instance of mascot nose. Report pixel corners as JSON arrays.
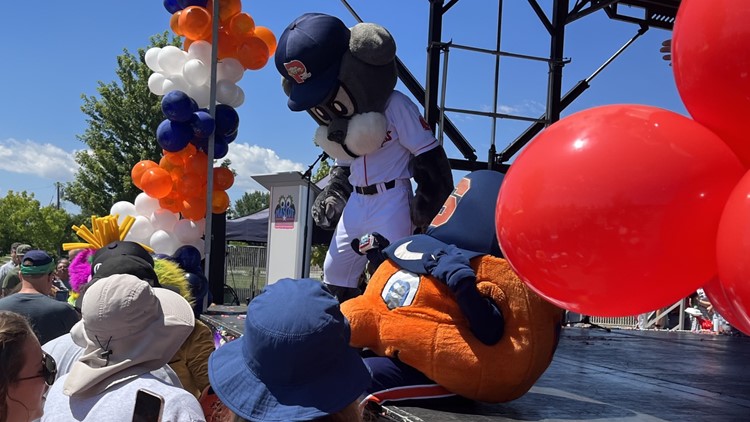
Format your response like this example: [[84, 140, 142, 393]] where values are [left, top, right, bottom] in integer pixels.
[[328, 130, 346, 144]]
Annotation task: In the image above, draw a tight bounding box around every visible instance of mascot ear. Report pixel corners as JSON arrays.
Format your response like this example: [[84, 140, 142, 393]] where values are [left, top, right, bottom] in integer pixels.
[[281, 76, 293, 98], [349, 23, 396, 66]]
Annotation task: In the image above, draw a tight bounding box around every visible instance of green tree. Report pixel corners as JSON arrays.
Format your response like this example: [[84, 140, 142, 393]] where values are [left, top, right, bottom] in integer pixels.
[[0, 191, 73, 257], [65, 32, 180, 217], [309, 158, 332, 270], [233, 191, 270, 217]]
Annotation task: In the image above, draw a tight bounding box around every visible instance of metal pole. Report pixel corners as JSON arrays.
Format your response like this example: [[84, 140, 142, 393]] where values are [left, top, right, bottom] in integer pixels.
[[203, 0, 220, 304]]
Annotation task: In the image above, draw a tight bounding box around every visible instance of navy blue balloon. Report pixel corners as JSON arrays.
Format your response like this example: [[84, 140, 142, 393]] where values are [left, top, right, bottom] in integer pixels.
[[191, 111, 215, 138], [215, 104, 240, 137], [157, 119, 193, 152], [178, 0, 208, 8], [214, 140, 229, 159], [217, 129, 238, 144], [185, 271, 209, 316], [163, 0, 183, 14], [172, 245, 203, 273], [190, 136, 209, 151], [161, 90, 195, 123]]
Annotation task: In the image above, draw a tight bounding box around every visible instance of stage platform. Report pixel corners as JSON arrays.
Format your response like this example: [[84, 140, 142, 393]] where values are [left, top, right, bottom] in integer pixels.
[[382, 327, 750, 421], [202, 307, 750, 421]]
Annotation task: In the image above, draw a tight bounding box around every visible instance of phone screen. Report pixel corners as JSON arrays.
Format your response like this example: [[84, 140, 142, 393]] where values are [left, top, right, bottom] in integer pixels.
[[133, 389, 164, 422]]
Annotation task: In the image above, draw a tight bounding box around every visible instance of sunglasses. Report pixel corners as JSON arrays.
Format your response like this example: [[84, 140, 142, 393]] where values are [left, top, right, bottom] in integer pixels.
[[16, 352, 57, 386]]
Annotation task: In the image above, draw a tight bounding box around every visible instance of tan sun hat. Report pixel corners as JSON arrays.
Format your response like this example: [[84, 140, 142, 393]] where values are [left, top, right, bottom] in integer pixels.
[[63, 274, 194, 397]]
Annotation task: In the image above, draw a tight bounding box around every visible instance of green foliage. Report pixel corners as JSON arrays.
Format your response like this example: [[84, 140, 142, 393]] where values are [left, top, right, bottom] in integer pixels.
[[64, 32, 181, 217], [233, 191, 270, 217], [0, 191, 73, 257]]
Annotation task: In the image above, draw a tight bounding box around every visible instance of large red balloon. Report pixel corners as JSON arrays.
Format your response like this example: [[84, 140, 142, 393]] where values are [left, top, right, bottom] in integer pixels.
[[496, 104, 744, 316], [714, 169, 750, 335], [672, 0, 750, 166], [702, 277, 750, 336]]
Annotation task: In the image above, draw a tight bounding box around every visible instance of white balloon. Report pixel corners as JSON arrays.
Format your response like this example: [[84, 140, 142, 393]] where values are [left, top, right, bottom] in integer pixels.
[[134, 193, 161, 217], [217, 80, 240, 105], [187, 40, 212, 63], [162, 76, 190, 96], [217, 58, 244, 83], [150, 230, 180, 255], [148, 73, 167, 96], [183, 59, 209, 87], [110, 201, 137, 225], [128, 215, 155, 240], [151, 209, 180, 232], [145, 47, 163, 72], [193, 218, 206, 235], [225, 86, 245, 108], [187, 84, 211, 109], [158, 46, 187, 76], [174, 219, 203, 243]]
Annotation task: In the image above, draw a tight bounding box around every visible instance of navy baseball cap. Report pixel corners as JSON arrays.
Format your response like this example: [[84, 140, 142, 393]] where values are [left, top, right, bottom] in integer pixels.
[[383, 170, 505, 274], [275, 13, 351, 111]]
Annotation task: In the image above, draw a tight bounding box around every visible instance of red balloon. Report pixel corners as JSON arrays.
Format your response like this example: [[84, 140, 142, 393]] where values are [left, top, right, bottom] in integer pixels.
[[672, 0, 750, 166], [496, 104, 744, 316], [702, 277, 750, 336], [715, 169, 750, 335]]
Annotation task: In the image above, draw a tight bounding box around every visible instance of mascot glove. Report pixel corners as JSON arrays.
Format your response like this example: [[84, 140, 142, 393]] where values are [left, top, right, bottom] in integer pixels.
[[421, 245, 476, 292]]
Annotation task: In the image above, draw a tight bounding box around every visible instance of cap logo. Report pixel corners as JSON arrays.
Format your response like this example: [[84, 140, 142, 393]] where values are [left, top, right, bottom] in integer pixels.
[[284, 60, 312, 84], [431, 177, 471, 228]]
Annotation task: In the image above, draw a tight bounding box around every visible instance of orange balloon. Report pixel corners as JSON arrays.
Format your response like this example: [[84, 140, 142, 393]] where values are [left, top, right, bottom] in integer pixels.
[[179, 6, 212, 41], [253, 26, 277, 57], [160, 153, 185, 172], [212, 190, 230, 214], [182, 196, 207, 221], [170, 11, 184, 36], [185, 152, 209, 177], [207, 0, 242, 23], [178, 172, 207, 199], [131, 160, 158, 190], [159, 192, 183, 213], [141, 167, 174, 199], [216, 29, 240, 60], [228, 12, 255, 40], [237, 36, 269, 70], [213, 167, 235, 190], [170, 166, 186, 184]]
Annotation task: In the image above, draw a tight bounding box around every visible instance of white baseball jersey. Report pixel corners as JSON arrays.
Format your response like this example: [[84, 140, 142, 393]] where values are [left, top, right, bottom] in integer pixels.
[[325, 90, 439, 288]]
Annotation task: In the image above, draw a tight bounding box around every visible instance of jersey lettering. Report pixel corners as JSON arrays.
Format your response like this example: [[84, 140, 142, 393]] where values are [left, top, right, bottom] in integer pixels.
[[430, 177, 471, 228]]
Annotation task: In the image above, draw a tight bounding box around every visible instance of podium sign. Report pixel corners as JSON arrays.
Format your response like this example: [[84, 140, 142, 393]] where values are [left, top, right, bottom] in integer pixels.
[[252, 172, 320, 285]]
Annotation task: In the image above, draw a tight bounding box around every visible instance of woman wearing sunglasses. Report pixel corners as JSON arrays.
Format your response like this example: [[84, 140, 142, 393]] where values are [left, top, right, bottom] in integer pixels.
[[0, 311, 57, 422]]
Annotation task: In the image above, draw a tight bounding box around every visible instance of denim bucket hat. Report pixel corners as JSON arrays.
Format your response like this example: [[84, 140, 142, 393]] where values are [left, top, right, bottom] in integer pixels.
[[208, 278, 371, 421]]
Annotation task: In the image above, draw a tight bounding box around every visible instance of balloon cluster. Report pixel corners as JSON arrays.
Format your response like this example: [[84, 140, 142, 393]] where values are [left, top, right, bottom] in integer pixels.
[[112, 192, 207, 256], [494, 0, 750, 333]]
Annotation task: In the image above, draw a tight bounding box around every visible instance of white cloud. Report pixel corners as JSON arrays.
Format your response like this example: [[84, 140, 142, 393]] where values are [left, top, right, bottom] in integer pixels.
[[224, 143, 305, 192], [0, 138, 79, 181]]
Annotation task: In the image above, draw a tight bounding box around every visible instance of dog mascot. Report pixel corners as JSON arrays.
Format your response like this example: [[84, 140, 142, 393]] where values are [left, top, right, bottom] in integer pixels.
[[275, 13, 454, 301], [341, 170, 564, 405]]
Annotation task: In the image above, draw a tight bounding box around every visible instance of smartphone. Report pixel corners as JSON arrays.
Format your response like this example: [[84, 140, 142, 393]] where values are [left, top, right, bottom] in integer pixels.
[[132, 389, 164, 422]]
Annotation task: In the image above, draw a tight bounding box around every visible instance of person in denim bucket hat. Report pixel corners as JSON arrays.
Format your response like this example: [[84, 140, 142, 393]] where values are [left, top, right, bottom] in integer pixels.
[[208, 278, 371, 421]]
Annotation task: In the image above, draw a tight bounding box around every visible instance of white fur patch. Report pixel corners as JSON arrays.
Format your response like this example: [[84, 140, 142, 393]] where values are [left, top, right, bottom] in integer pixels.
[[345, 112, 387, 156], [314, 126, 351, 161]]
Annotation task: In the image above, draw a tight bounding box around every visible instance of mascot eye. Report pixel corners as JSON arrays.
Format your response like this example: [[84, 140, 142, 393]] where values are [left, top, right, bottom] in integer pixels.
[[312, 107, 331, 123], [331, 101, 349, 116]]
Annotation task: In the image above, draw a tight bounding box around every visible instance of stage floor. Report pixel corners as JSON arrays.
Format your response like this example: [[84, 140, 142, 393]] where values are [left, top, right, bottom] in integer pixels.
[[382, 327, 750, 421]]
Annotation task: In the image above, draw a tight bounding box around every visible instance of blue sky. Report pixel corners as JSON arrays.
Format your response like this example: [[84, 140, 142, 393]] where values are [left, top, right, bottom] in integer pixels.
[[0, 1, 682, 213]]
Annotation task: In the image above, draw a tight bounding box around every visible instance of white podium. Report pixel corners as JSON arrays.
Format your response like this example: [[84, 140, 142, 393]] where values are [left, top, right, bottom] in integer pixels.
[[252, 172, 321, 284]]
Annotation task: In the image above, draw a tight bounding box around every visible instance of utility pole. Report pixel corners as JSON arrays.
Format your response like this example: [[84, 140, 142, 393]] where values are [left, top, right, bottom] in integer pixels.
[[55, 182, 61, 210]]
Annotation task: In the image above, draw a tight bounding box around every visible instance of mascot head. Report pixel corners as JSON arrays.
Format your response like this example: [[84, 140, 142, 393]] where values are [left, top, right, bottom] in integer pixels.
[[275, 13, 397, 161]]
